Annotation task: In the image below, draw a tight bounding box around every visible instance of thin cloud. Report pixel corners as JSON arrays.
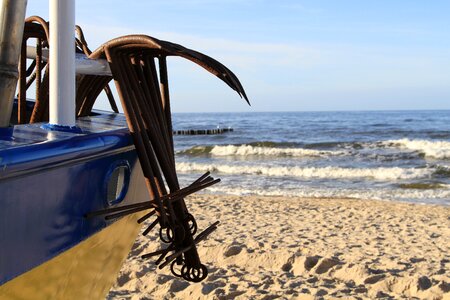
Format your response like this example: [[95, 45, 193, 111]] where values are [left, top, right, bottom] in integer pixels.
[[81, 23, 324, 70]]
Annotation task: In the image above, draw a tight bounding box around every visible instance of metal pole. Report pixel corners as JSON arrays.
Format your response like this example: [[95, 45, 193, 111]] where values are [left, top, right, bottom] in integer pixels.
[[27, 46, 112, 76], [49, 0, 76, 127], [0, 0, 27, 127]]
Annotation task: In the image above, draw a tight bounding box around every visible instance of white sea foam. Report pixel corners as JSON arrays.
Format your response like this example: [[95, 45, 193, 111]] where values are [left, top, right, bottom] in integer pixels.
[[202, 185, 450, 205], [176, 162, 431, 180], [383, 139, 450, 159], [208, 144, 344, 157]]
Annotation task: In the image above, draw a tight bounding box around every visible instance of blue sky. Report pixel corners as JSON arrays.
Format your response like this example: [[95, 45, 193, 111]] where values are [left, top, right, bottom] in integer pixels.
[[27, 1, 450, 112]]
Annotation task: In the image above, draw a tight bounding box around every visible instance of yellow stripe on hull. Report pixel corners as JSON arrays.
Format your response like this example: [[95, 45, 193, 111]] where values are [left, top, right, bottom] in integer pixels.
[[0, 213, 144, 300]]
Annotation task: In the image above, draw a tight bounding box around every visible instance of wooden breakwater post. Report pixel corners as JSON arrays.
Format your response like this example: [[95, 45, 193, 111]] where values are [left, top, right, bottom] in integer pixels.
[[173, 128, 233, 135]]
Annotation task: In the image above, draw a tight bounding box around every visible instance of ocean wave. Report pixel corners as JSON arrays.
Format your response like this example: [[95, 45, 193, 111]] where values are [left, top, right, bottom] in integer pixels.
[[201, 186, 450, 205], [246, 141, 300, 148], [302, 141, 368, 150], [176, 162, 431, 180], [383, 139, 450, 159], [177, 144, 345, 157], [177, 145, 214, 155], [434, 165, 450, 177], [209, 145, 346, 157]]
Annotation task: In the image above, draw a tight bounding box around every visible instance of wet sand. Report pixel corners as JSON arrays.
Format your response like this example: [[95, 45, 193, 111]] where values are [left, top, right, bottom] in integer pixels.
[[108, 195, 450, 300]]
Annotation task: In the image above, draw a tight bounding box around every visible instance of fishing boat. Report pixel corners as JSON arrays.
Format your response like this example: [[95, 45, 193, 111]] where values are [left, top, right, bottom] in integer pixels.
[[0, 1, 248, 299]]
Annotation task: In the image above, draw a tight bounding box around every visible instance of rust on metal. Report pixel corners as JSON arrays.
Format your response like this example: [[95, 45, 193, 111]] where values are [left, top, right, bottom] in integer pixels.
[[80, 34, 248, 282], [18, 17, 119, 124], [21, 16, 50, 123]]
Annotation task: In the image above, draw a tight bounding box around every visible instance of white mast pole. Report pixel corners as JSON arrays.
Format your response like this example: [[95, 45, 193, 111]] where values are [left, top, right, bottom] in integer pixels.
[[49, 0, 76, 127]]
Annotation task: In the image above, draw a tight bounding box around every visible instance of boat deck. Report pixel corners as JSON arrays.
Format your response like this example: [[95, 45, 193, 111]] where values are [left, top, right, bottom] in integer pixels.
[[0, 111, 129, 151]]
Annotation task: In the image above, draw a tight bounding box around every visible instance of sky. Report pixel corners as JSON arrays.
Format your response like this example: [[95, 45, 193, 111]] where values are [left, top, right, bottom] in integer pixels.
[[26, 1, 450, 112]]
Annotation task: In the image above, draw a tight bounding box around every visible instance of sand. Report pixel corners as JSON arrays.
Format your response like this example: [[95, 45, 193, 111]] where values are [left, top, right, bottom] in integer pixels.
[[107, 195, 450, 300]]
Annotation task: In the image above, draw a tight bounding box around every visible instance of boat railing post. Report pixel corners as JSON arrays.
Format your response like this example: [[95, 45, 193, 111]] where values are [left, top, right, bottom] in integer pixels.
[[0, 0, 28, 128], [45, 0, 80, 132]]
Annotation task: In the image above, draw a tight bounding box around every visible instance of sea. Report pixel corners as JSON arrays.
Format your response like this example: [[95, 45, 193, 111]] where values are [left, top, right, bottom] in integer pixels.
[[172, 110, 450, 206]]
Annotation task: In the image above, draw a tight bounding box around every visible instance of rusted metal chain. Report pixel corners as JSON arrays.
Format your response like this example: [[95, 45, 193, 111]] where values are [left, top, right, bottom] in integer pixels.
[[78, 34, 249, 282], [18, 38, 27, 124], [158, 56, 175, 155], [19, 17, 119, 125], [75, 24, 119, 113], [22, 17, 50, 123], [102, 42, 197, 277], [106, 48, 169, 228]]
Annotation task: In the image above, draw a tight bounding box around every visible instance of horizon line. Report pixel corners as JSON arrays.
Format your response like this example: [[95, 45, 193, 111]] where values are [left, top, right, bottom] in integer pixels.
[[172, 108, 450, 114]]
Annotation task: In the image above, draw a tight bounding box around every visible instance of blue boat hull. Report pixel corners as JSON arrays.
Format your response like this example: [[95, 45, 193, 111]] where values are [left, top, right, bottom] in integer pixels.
[[0, 112, 148, 298]]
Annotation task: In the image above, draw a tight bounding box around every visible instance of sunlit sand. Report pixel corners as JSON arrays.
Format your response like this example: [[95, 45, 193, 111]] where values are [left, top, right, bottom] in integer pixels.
[[108, 195, 450, 299]]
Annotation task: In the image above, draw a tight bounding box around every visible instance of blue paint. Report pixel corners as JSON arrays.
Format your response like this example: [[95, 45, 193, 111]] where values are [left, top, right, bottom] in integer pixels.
[[0, 126, 14, 141], [41, 123, 83, 134], [0, 112, 147, 285]]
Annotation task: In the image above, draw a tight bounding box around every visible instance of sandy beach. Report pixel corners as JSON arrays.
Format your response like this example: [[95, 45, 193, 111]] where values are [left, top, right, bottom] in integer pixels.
[[107, 195, 449, 300]]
